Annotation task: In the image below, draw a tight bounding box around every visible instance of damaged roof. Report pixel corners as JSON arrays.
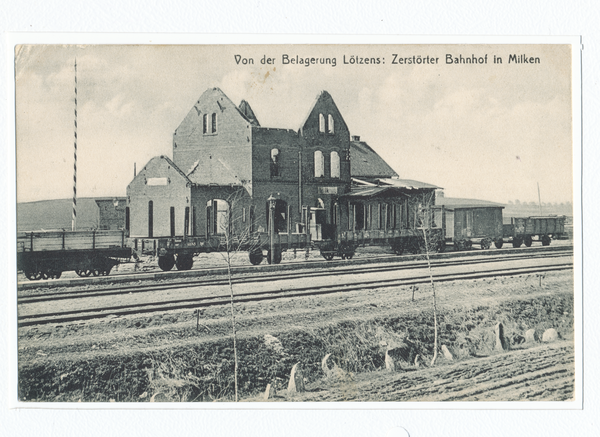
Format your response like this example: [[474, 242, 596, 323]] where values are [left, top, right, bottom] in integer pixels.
[[342, 179, 438, 200], [350, 141, 399, 179], [377, 178, 440, 190], [238, 99, 260, 127]]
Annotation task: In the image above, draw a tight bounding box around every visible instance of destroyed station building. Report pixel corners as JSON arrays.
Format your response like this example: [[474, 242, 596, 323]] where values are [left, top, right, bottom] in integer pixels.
[[126, 87, 439, 240]]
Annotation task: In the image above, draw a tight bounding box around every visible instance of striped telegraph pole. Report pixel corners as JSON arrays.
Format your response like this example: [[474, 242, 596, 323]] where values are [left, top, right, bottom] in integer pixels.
[[72, 58, 78, 231]]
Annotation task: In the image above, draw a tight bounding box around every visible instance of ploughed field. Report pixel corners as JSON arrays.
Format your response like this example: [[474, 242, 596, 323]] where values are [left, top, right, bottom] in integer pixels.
[[17, 254, 575, 403]]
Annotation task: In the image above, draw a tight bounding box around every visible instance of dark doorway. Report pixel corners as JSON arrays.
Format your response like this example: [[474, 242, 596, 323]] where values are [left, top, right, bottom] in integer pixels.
[[354, 203, 365, 230], [148, 201, 153, 238], [170, 207, 175, 237], [266, 199, 288, 233]]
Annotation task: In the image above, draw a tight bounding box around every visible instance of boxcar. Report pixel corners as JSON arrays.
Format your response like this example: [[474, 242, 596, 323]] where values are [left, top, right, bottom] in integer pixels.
[[433, 198, 505, 250]]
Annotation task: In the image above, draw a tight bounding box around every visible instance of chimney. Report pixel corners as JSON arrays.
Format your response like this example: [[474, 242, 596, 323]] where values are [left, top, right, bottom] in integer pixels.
[[351, 135, 360, 141]]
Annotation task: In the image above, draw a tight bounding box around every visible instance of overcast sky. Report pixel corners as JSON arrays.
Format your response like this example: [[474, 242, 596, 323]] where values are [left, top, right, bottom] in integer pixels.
[[15, 44, 573, 204]]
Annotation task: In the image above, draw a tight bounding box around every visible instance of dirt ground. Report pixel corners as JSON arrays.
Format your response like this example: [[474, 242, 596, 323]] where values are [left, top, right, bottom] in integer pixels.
[[17, 269, 575, 402], [259, 342, 574, 402]]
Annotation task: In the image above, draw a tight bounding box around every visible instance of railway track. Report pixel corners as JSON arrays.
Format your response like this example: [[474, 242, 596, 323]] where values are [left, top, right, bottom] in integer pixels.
[[17, 243, 573, 290], [18, 249, 571, 304], [17, 255, 572, 327]]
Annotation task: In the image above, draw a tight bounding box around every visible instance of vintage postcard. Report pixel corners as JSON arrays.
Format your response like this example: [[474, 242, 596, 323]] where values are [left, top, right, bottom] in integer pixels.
[[11, 39, 581, 410]]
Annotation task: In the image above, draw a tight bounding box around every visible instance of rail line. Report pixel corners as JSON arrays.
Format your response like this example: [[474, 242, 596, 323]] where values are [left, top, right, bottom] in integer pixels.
[[17, 260, 572, 327], [17, 249, 571, 304], [17, 243, 573, 290]]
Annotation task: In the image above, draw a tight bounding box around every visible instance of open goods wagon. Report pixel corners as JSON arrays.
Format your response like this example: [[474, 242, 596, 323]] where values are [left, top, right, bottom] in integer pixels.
[[503, 216, 566, 247], [133, 224, 445, 271], [132, 232, 311, 270], [17, 230, 131, 280]]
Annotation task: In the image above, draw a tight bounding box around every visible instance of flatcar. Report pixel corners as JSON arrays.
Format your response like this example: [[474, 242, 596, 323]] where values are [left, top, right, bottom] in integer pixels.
[[17, 229, 131, 280]]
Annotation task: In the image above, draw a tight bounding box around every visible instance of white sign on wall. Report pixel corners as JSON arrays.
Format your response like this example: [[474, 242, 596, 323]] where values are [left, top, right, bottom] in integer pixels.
[[147, 177, 168, 186]]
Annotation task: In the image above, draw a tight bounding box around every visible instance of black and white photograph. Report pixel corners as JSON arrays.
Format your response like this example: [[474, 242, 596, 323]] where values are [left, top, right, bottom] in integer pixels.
[[12, 42, 580, 406]]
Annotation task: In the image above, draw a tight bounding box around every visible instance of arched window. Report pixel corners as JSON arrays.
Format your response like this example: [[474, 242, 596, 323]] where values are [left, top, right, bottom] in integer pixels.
[[270, 148, 279, 177], [319, 113, 325, 133], [211, 113, 217, 133], [328, 114, 334, 134], [203, 113, 208, 134], [314, 150, 324, 177], [330, 151, 340, 178]]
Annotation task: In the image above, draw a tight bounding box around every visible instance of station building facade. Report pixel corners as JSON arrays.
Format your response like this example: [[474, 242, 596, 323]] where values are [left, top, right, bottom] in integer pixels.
[[127, 87, 438, 239]]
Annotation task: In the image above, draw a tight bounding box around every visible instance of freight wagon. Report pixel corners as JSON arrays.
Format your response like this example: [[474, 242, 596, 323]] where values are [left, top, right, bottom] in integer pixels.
[[17, 230, 131, 280], [433, 197, 566, 250], [433, 198, 505, 250], [503, 216, 566, 247], [132, 224, 446, 271]]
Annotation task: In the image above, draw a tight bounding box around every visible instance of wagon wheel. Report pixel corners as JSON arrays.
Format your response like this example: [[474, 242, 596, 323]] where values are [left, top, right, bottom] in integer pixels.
[[340, 253, 346, 260], [345, 252, 354, 260], [267, 250, 282, 265], [480, 238, 491, 250], [541, 235, 551, 246], [512, 238, 522, 248], [494, 239, 504, 249], [76, 269, 92, 277], [248, 249, 264, 266], [465, 240, 473, 250], [24, 262, 43, 280], [25, 270, 43, 281], [101, 266, 112, 276], [158, 254, 175, 271], [175, 254, 194, 271], [92, 269, 101, 276], [524, 236, 533, 247], [321, 253, 334, 261], [49, 271, 62, 280], [437, 240, 446, 253], [454, 240, 463, 251]]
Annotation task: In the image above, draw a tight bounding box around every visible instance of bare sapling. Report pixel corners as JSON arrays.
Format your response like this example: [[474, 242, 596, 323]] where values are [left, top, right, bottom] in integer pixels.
[[213, 187, 263, 402], [417, 192, 440, 367]]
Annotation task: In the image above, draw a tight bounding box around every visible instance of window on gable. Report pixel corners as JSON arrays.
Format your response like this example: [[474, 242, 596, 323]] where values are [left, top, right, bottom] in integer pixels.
[[330, 151, 340, 178], [328, 114, 334, 134], [270, 148, 280, 178], [314, 150, 324, 177], [203, 113, 208, 134], [319, 113, 325, 133], [211, 113, 217, 133]]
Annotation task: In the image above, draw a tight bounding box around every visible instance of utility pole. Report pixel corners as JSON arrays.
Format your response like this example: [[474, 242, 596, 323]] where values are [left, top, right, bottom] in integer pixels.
[[537, 182, 542, 216], [72, 58, 78, 231]]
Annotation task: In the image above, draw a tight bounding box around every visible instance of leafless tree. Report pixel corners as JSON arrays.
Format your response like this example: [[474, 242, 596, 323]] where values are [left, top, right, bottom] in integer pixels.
[[214, 187, 264, 401], [414, 190, 441, 366]]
